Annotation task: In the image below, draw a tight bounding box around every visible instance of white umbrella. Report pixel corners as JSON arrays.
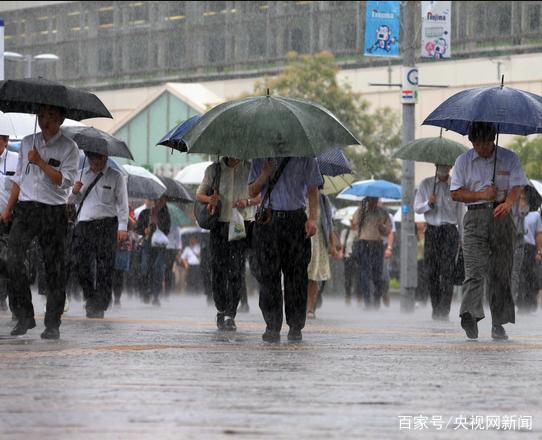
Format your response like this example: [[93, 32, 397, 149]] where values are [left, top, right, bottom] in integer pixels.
[[529, 179, 542, 197], [123, 164, 167, 200], [175, 161, 214, 185], [0, 112, 85, 140]]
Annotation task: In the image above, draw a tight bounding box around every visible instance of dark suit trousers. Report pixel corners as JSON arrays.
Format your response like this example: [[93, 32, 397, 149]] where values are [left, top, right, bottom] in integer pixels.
[[7, 202, 68, 328], [253, 210, 311, 332], [76, 217, 118, 312]]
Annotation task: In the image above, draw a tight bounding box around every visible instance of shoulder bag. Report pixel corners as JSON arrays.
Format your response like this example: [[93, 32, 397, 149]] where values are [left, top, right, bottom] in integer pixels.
[[194, 162, 221, 230]]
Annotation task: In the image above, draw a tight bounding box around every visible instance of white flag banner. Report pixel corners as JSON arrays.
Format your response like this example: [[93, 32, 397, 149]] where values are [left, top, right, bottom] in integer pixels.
[[421, 1, 451, 60]]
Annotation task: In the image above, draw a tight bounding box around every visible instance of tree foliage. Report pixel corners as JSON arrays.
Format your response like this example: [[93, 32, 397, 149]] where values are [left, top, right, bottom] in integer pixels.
[[250, 51, 402, 181], [508, 135, 542, 179]]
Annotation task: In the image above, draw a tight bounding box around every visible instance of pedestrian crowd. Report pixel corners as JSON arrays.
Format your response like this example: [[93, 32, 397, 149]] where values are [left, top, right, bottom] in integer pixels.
[[0, 106, 539, 343]]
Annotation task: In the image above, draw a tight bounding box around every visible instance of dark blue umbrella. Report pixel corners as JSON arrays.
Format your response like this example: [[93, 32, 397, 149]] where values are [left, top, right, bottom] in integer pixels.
[[157, 115, 201, 152], [316, 147, 352, 176], [423, 83, 542, 135]]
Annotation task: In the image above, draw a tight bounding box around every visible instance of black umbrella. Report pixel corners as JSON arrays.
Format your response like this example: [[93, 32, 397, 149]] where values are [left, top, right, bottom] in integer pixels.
[[0, 78, 112, 120], [63, 126, 133, 160], [158, 176, 193, 203]]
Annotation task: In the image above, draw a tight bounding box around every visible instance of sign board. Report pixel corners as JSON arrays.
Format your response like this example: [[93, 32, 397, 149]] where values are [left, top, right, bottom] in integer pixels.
[[421, 1, 452, 59], [401, 67, 418, 104], [364, 1, 400, 58]]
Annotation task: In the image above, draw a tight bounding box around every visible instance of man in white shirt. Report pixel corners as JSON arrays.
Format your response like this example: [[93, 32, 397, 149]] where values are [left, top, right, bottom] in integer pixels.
[[415, 164, 464, 321], [450, 121, 528, 340], [70, 151, 129, 319], [1, 105, 80, 339], [0, 133, 18, 313]]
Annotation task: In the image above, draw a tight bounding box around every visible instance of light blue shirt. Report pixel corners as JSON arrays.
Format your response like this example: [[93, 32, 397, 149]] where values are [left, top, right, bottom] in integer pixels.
[[450, 146, 528, 205], [249, 157, 323, 211]]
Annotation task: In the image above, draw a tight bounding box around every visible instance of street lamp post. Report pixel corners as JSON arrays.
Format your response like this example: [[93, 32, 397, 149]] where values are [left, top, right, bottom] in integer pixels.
[[4, 51, 60, 78]]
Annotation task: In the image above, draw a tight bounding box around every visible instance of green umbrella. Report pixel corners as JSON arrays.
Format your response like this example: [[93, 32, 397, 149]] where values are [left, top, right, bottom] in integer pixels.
[[167, 203, 193, 227], [393, 136, 468, 166], [322, 174, 355, 195], [184, 93, 360, 159]]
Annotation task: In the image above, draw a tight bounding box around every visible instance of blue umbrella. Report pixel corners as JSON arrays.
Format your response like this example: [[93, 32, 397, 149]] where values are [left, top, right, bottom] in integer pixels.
[[157, 115, 201, 152], [337, 179, 401, 200], [316, 147, 352, 176], [422, 83, 542, 135]]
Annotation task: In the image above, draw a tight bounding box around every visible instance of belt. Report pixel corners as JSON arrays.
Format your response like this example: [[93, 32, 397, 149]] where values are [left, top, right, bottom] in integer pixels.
[[467, 202, 501, 211], [272, 209, 305, 219]]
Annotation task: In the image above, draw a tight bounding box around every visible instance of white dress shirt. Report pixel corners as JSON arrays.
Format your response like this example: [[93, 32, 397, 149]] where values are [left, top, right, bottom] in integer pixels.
[[0, 149, 19, 212], [69, 164, 129, 231], [415, 175, 464, 226], [523, 211, 542, 246], [450, 146, 528, 205], [12, 130, 80, 205]]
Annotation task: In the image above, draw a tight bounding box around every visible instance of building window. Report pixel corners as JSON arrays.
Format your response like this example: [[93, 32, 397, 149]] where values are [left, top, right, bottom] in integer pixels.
[[66, 11, 81, 32], [291, 28, 304, 53], [166, 2, 185, 21], [529, 4, 540, 31], [167, 38, 185, 68], [98, 8, 114, 29], [129, 37, 148, 69], [248, 26, 266, 57], [128, 2, 149, 25], [208, 36, 225, 63], [496, 4, 511, 34], [98, 46, 114, 74]]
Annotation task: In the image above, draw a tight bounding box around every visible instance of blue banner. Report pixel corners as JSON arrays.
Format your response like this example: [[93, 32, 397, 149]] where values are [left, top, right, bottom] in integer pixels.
[[364, 1, 400, 57]]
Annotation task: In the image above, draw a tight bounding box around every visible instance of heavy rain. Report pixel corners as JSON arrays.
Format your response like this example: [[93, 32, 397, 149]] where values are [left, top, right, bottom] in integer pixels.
[[0, 1, 541, 438]]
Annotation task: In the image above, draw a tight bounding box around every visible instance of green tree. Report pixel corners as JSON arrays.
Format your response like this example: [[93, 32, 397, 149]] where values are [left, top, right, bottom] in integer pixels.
[[250, 51, 401, 181], [508, 135, 542, 179]]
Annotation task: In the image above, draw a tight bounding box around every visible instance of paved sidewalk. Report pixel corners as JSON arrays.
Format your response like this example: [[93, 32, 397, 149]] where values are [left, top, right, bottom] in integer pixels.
[[0, 293, 540, 439]]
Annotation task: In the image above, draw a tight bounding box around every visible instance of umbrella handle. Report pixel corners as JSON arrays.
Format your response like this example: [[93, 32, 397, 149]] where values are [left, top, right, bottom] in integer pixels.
[[25, 114, 39, 175], [492, 128, 499, 185], [80, 155, 86, 181]]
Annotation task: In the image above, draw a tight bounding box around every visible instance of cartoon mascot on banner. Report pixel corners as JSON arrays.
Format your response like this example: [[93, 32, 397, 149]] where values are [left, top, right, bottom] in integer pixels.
[[367, 25, 398, 54], [425, 37, 448, 60]]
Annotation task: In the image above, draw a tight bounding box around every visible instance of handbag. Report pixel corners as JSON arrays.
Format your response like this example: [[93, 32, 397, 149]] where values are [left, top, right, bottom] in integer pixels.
[[151, 228, 169, 248], [255, 158, 291, 225], [194, 162, 221, 230]]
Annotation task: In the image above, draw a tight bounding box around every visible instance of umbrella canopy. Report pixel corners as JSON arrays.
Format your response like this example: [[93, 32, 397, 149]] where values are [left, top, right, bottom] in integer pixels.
[[0, 112, 85, 140], [157, 115, 201, 152], [422, 84, 542, 135], [393, 137, 468, 166], [63, 126, 133, 160], [317, 147, 353, 176], [184, 94, 360, 159], [337, 179, 402, 201], [158, 176, 193, 203], [0, 78, 112, 121], [78, 152, 127, 176], [527, 180, 542, 210], [123, 164, 166, 200], [166, 203, 193, 227], [175, 161, 214, 185], [322, 174, 355, 195], [333, 206, 358, 222]]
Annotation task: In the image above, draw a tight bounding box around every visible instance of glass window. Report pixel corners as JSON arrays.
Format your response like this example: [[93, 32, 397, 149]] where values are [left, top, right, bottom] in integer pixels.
[[128, 2, 149, 25], [98, 46, 114, 74], [530, 4, 540, 31]]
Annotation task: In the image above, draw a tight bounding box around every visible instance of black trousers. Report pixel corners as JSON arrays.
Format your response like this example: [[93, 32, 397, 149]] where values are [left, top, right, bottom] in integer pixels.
[[7, 202, 68, 328], [253, 210, 311, 332], [355, 240, 385, 306], [424, 224, 459, 317], [210, 221, 248, 317], [76, 217, 118, 312], [343, 255, 357, 299], [518, 244, 538, 312]]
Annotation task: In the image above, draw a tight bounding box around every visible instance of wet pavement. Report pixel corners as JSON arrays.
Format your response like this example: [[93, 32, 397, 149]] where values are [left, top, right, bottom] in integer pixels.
[[0, 292, 541, 439]]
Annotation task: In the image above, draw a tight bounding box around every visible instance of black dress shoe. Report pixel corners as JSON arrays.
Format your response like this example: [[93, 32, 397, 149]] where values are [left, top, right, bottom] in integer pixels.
[[216, 312, 225, 330], [491, 324, 508, 340], [41, 327, 60, 340], [287, 328, 302, 342], [10, 317, 36, 336], [262, 329, 280, 343], [461, 313, 478, 340], [224, 317, 237, 332], [86, 309, 104, 319]]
